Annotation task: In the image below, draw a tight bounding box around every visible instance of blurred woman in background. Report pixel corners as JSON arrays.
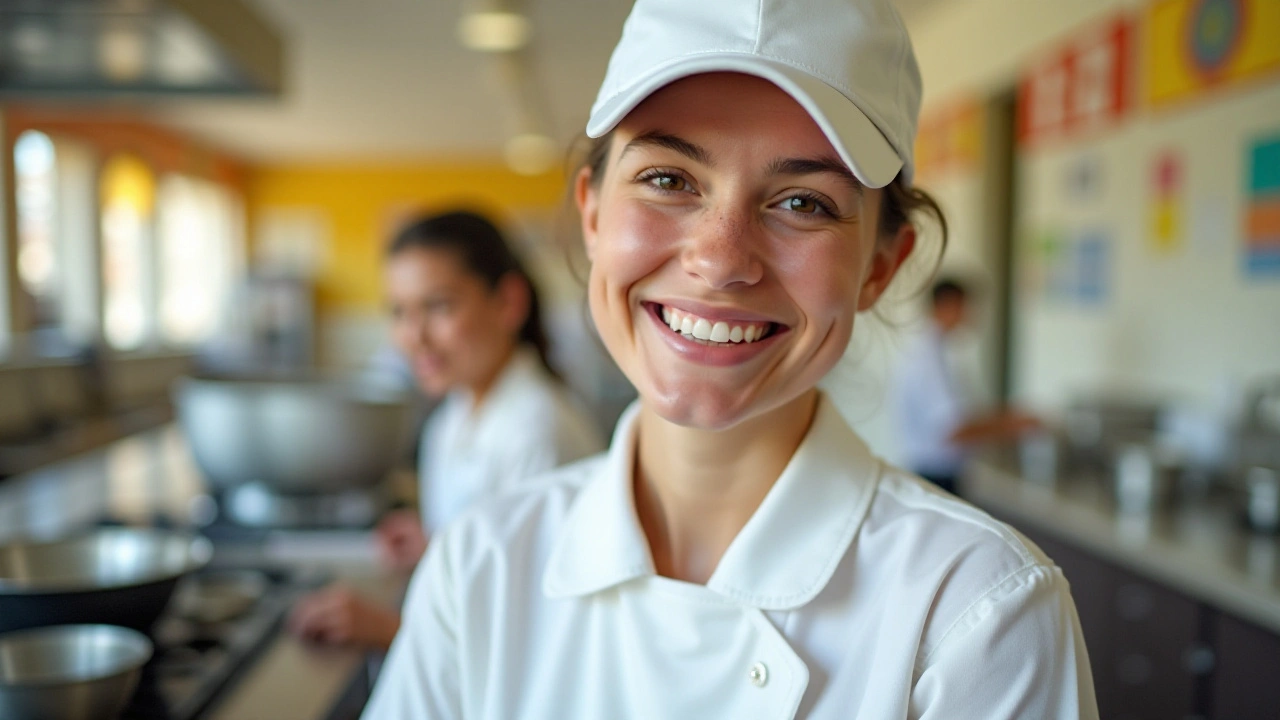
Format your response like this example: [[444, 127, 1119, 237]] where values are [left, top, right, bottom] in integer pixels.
[[289, 210, 604, 649]]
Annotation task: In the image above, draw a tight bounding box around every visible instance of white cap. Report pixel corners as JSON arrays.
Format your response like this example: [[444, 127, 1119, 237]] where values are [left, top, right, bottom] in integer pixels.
[[587, 0, 922, 188]]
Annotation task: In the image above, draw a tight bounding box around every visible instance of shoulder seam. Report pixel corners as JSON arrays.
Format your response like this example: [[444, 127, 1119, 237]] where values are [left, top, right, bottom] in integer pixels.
[[916, 560, 1054, 670]]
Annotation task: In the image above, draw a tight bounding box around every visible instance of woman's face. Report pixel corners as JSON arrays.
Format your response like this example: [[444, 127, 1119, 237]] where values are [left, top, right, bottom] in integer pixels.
[[385, 247, 523, 397], [576, 73, 913, 430]]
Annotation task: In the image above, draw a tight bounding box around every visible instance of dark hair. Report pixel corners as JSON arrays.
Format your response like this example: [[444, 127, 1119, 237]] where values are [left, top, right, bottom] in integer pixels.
[[388, 210, 559, 379], [931, 278, 968, 306], [579, 133, 949, 285]]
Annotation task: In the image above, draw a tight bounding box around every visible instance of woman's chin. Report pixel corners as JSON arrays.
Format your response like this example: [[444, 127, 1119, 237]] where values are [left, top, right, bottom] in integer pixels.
[[640, 381, 760, 432], [413, 371, 451, 397]]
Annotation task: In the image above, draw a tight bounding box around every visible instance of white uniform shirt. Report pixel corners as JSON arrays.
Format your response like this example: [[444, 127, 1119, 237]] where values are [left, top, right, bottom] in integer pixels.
[[891, 326, 970, 477], [368, 394, 1097, 719], [418, 347, 604, 534]]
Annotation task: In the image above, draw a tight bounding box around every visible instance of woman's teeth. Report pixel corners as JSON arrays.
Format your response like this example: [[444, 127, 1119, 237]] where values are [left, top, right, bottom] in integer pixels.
[[660, 306, 771, 345]]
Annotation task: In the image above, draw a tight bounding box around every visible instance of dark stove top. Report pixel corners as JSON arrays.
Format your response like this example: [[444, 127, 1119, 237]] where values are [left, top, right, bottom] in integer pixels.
[[120, 565, 327, 720]]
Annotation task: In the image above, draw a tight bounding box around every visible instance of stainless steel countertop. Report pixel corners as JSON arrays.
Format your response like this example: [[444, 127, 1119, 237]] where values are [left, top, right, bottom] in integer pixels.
[[964, 457, 1280, 635], [0, 425, 405, 720]]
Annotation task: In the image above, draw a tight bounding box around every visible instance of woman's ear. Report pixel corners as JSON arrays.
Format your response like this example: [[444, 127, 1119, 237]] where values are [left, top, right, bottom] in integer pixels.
[[575, 166, 600, 263], [497, 272, 532, 335], [856, 223, 916, 312]]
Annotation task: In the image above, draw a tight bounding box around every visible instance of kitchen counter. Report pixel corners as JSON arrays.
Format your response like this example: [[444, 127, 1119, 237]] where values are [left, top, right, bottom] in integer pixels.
[[0, 425, 409, 720], [963, 456, 1280, 635]]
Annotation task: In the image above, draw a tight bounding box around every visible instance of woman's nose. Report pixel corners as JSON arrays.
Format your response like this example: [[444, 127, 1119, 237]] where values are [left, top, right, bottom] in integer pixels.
[[680, 207, 764, 289]]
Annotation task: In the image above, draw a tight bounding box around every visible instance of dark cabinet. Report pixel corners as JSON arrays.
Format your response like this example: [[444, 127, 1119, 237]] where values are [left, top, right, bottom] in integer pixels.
[[1108, 576, 1204, 720], [1210, 613, 1280, 720], [983, 506, 1280, 720], [1016, 526, 1208, 720], [1024, 530, 1121, 713]]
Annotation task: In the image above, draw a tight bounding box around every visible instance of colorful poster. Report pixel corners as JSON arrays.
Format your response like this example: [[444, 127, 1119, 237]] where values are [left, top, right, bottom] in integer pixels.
[[1149, 149, 1184, 253], [1245, 134, 1280, 277], [915, 99, 983, 181], [1024, 228, 1111, 306], [1146, 0, 1280, 107], [1076, 232, 1111, 304], [1018, 14, 1135, 147]]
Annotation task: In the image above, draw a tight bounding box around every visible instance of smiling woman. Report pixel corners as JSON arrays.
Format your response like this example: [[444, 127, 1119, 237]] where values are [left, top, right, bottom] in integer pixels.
[[362, 1, 1098, 718]]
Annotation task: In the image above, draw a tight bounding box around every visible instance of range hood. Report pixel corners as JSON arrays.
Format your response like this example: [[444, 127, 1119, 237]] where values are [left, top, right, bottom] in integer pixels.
[[0, 0, 282, 98]]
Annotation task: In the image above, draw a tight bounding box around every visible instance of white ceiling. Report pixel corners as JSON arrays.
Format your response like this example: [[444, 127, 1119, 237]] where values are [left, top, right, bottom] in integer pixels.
[[153, 0, 946, 164]]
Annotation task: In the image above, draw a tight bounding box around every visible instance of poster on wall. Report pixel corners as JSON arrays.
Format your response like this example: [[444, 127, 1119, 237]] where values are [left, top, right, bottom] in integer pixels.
[[1018, 14, 1135, 148], [1146, 0, 1280, 107], [1075, 231, 1111, 304], [1024, 227, 1112, 306], [1245, 133, 1280, 277], [1148, 149, 1185, 253], [915, 99, 983, 182]]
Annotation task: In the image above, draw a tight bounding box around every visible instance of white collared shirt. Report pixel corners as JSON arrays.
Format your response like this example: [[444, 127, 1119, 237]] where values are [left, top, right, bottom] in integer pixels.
[[891, 325, 972, 477], [418, 346, 604, 534], [369, 395, 1097, 719]]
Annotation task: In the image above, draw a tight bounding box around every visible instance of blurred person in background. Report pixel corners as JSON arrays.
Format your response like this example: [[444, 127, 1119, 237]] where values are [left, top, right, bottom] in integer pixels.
[[289, 210, 604, 650], [891, 278, 1039, 494]]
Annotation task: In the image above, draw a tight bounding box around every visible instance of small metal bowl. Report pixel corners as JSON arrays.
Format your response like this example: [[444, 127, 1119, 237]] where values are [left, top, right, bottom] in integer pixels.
[[172, 570, 269, 625], [0, 624, 153, 720]]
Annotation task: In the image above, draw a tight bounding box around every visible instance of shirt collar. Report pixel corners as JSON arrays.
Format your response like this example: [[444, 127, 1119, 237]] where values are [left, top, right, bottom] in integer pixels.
[[456, 345, 544, 416], [542, 394, 883, 610]]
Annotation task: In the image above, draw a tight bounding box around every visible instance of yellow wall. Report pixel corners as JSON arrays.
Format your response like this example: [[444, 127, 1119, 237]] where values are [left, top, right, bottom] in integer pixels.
[[248, 161, 568, 312]]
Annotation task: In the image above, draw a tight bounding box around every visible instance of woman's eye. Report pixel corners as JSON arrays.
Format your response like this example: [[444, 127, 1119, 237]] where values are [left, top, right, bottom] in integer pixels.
[[785, 196, 819, 214], [642, 172, 689, 193]]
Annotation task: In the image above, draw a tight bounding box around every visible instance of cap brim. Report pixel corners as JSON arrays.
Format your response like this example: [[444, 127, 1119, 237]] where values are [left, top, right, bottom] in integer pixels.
[[587, 54, 903, 189]]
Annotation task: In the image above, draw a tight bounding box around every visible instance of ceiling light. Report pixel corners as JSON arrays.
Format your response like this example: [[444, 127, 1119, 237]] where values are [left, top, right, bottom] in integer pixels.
[[505, 133, 558, 176], [458, 11, 531, 52], [99, 25, 147, 82]]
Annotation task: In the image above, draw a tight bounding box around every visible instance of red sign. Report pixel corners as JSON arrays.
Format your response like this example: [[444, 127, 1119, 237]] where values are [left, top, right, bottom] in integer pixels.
[[1017, 15, 1135, 147]]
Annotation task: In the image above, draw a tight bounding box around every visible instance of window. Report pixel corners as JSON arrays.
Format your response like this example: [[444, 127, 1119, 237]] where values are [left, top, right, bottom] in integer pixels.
[[14, 130, 60, 332], [157, 175, 243, 345], [100, 154, 156, 351]]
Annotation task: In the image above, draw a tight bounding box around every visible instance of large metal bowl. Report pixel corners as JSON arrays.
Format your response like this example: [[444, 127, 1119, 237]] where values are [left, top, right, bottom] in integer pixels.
[[174, 376, 413, 494], [0, 529, 212, 635], [0, 624, 152, 720]]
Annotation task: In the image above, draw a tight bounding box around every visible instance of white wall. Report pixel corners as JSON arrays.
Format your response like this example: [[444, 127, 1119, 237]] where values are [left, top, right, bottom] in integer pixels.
[[1015, 85, 1280, 412]]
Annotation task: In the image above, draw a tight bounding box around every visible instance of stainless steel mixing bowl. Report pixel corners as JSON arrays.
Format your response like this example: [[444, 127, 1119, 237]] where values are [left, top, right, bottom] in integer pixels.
[[0, 624, 153, 720], [0, 529, 212, 634], [174, 376, 413, 494]]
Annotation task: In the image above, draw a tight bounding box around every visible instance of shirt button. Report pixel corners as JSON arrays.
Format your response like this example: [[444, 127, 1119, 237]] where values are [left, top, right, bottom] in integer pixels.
[[748, 662, 769, 688]]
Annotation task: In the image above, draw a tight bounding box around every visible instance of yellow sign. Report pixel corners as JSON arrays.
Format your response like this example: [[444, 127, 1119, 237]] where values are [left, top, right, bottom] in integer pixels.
[[1146, 0, 1280, 106]]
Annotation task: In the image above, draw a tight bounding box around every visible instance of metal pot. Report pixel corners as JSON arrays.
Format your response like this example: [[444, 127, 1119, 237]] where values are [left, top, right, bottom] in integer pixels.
[[1019, 430, 1062, 486], [174, 376, 413, 494], [1064, 398, 1162, 469], [0, 624, 152, 720], [1113, 442, 1182, 514], [1243, 466, 1280, 534], [0, 529, 212, 635]]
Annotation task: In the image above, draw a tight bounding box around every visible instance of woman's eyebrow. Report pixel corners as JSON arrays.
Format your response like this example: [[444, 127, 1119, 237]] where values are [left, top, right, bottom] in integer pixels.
[[768, 157, 864, 194], [619, 130, 714, 166]]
